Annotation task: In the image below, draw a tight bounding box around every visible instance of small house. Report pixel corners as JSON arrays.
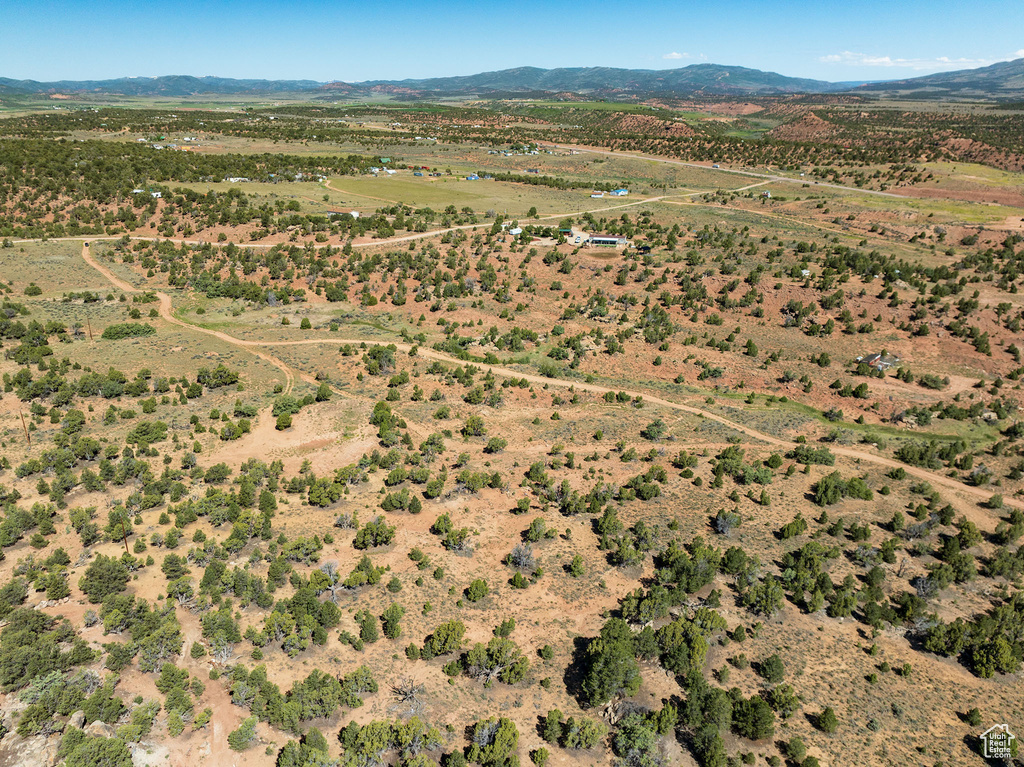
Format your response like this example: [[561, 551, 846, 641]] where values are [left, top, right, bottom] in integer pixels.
[[610, 189, 629, 196], [590, 192, 605, 198], [588, 235, 629, 247]]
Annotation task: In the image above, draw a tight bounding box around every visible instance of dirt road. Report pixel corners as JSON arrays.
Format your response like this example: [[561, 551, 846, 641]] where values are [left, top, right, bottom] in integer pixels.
[[78, 241, 1021, 513], [13, 164, 904, 259], [547, 143, 906, 199], [81, 242, 298, 395], [21, 190, 668, 255]]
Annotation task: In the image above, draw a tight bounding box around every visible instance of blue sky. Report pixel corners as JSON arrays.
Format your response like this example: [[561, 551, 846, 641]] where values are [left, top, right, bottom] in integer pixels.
[[1, 0, 1022, 83]]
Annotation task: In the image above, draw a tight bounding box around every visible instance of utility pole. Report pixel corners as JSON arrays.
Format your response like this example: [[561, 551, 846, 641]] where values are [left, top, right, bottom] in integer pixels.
[[86, 317, 94, 341], [19, 412, 30, 446]]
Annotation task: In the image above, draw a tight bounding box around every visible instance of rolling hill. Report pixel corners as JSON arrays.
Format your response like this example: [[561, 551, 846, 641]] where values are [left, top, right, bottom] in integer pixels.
[[0, 66, 848, 99], [0, 75, 322, 97], [351, 64, 849, 95], [1, 58, 1022, 100], [854, 57, 1024, 99]]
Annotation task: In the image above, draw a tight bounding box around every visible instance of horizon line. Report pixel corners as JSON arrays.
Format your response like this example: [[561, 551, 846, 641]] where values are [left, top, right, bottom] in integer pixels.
[[5, 57, 1018, 88]]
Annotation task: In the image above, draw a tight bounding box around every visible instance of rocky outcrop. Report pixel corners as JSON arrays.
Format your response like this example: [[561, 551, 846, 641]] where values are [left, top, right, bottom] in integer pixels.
[[0, 732, 61, 767], [767, 112, 838, 142], [82, 720, 116, 738]]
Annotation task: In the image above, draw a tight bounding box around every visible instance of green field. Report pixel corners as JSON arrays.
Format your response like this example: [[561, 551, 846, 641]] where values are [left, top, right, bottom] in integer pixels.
[[721, 117, 784, 140], [847, 191, 1023, 224]]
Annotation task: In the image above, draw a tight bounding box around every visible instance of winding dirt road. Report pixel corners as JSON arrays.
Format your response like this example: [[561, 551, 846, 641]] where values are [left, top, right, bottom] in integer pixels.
[[78, 242, 1021, 513]]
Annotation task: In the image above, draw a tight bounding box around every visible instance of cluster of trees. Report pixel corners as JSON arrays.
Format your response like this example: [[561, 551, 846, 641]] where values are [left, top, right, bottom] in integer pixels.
[[100, 322, 156, 340], [812, 471, 873, 506], [575, 611, 798, 765], [336, 716, 443, 766], [0, 134, 382, 238], [99, 593, 183, 672], [5, 350, 236, 412], [543, 709, 606, 750], [0, 609, 95, 693], [924, 591, 1024, 677], [228, 664, 377, 734]]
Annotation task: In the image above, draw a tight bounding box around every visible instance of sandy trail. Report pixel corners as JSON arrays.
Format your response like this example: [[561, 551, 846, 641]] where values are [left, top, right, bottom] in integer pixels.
[[175, 617, 240, 767], [76, 241, 1021, 512]]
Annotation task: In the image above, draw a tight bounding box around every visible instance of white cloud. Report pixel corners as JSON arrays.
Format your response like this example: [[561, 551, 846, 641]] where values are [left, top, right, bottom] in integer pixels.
[[662, 52, 707, 62], [818, 50, 1021, 71]]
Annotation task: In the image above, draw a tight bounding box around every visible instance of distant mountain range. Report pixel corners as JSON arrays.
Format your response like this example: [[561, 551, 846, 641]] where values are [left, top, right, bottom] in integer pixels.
[[853, 57, 1024, 99], [351, 64, 850, 95], [0, 75, 322, 97], [1, 59, 1022, 100]]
